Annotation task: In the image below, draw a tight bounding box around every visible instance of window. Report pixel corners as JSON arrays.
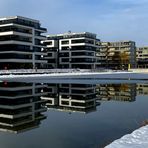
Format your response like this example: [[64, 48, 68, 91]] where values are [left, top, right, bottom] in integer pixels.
[[61, 101, 69, 105], [61, 40, 69, 44], [71, 39, 85, 44]]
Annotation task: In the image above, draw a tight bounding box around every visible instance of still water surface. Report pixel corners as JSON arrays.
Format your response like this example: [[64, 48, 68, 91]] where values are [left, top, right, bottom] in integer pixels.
[[0, 80, 148, 148]]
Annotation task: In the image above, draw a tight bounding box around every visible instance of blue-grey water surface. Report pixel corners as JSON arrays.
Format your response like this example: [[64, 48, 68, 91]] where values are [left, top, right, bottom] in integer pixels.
[[0, 80, 147, 148]]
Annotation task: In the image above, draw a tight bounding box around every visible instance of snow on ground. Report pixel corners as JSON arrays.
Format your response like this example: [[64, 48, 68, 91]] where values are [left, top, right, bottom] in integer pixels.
[[106, 125, 148, 148]]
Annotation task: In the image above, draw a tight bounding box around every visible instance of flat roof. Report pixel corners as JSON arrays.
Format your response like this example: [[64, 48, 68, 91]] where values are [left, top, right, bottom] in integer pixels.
[[0, 16, 39, 23], [47, 32, 97, 37]]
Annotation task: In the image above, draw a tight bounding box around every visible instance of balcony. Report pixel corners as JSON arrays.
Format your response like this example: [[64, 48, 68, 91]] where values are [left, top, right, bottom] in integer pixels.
[[71, 58, 95, 63], [0, 53, 32, 60], [0, 18, 47, 32], [71, 52, 94, 57], [0, 26, 32, 34], [0, 35, 32, 43]]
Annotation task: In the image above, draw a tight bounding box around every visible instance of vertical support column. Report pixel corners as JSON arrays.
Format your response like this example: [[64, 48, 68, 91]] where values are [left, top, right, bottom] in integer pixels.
[[32, 28, 35, 69], [32, 28, 35, 45], [32, 53, 35, 69], [32, 83, 35, 120], [69, 84, 72, 107], [31, 103, 35, 120], [69, 39, 72, 69], [32, 83, 35, 96]]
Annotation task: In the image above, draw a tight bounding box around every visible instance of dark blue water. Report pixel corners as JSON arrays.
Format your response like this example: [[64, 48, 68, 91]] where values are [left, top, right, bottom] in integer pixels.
[[0, 81, 147, 148]]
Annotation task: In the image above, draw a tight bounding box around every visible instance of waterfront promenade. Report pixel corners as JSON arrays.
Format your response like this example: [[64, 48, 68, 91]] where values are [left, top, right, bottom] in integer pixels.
[[0, 69, 148, 81]]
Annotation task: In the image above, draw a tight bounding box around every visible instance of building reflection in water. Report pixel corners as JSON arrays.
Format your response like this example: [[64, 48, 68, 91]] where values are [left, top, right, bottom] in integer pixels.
[[41, 83, 138, 114], [41, 84, 100, 114], [96, 84, 137, 102], [137, 84, 148, 96], [0, 81, 145, 133], [0, 82, 48, 133]]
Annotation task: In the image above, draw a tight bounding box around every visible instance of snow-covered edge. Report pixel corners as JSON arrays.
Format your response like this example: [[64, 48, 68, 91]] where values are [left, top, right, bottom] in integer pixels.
[[105, 125, 148, 148]]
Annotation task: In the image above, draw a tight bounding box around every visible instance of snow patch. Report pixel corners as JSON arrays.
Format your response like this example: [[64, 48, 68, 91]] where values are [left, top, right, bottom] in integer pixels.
[[106, 125, 148, 148]]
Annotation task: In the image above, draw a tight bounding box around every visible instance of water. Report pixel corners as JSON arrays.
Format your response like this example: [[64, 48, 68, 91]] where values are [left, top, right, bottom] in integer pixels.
[[0, 80, 148, 148]]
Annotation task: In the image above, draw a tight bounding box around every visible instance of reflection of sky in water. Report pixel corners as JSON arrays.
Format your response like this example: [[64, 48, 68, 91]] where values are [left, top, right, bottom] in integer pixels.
[[0, 81, 147, 148]]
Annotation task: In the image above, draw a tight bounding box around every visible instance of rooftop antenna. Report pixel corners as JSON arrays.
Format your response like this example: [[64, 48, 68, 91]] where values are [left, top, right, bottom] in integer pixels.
[[68, 30, 71, 34]]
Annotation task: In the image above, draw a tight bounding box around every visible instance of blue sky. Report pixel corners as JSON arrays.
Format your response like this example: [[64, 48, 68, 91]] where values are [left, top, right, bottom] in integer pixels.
[[0, 0, 148, 46]]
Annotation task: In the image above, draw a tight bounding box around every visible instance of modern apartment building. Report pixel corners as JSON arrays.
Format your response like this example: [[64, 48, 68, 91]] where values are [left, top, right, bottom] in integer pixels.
[[96, 41, 136, 70], [137, 47, 148, 68], [0, 16, 47, 69], [96, 42, 109, 69], [0, 82, 48, 133], [41, 83, 100, 114], [43, 32, 100, 69]]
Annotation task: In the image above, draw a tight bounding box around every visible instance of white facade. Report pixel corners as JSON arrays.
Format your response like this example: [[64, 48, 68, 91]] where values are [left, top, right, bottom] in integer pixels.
[[0, 16, 47, 69], [43, 32, 100, 69]]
